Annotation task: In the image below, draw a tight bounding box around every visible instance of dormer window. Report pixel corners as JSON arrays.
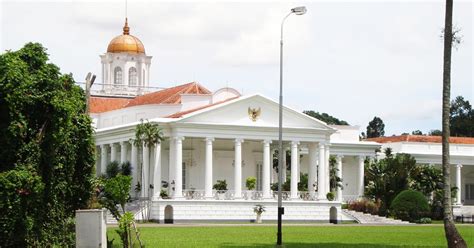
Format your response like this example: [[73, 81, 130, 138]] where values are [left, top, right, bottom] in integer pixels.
[[114, 67, 123, 85], [129, 67, 137, 86]]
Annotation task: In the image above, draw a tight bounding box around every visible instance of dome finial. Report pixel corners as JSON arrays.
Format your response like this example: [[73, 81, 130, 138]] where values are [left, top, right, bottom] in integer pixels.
[[123, 18, 130, 35]]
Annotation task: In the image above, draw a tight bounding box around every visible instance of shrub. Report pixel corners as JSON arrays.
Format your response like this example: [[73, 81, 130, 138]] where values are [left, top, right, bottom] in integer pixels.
[[348, 198, 380, 215], [416, 217, 432, 224], [246, 177, 256, 190], [213, 180, 228, 191], [326, 192, 335, 201], [390, 190, 430, 222]]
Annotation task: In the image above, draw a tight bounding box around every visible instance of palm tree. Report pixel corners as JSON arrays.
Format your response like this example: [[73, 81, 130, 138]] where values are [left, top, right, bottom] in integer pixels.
[[441, 0, 467, 247], [133, 119, 164, 198]]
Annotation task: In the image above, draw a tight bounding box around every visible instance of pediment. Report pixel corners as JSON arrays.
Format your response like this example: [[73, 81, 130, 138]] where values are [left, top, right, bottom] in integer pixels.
[[176, 94, 334, 131]]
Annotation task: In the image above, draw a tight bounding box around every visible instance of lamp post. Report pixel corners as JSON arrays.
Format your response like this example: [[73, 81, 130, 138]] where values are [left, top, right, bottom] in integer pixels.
[[277, 6, 307, 246]]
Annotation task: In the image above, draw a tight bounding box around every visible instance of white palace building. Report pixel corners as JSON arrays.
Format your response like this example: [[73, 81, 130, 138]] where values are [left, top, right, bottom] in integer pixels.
[[90, 19, 474, 223]]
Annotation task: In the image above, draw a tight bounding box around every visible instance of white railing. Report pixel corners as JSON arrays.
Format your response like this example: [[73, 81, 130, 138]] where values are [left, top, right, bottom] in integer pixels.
[[272, 191, 291, 201], [183, 189, 205, 200], [343, 195, 361, 202], [242, 190, 263, 200]]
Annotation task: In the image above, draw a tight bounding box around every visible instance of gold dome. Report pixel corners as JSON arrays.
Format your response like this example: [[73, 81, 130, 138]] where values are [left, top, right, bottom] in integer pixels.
[[107, 18, 145, 54]]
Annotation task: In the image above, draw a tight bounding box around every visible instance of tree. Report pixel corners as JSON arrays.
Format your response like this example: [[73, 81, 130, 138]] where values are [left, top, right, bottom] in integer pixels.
[[366, 116, 385, 138], [429, 129, 443, 136], [303, 110, 349, 125], [411, 130, 423, 135], [0, 43, 95, 246], [450, 96, 473, 137], [441, 1, 467, 246]]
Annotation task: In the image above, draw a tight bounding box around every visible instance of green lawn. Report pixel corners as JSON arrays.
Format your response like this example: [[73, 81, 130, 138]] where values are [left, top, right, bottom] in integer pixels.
[[107, 225, 474, 247]]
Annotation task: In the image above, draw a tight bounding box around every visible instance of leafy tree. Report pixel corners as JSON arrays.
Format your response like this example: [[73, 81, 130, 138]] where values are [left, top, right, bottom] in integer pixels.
[[429, 129, 443, 136], [329, 155, 343, 192], [411, 130, 423, 135], [303, 110, 349, 125], [441, 0, 467, 246], [450, 96, 473, 137], [366, 116, 385, 138], [0, 43, 95, 246]]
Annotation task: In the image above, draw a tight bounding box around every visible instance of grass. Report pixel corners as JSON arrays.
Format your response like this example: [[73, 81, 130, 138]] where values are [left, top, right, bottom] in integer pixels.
[[107, 224, 474, 247]]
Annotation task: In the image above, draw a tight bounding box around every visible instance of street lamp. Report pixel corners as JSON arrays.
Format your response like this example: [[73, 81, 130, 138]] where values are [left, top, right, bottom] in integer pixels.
[[277, 6, 306, 246]]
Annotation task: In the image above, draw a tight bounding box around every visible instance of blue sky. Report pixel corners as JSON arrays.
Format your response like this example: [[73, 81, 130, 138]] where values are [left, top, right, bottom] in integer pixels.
[[1, 0, 472, 135]]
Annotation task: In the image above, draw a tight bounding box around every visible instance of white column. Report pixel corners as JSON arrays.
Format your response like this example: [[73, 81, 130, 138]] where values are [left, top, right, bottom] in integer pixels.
[[336, 155, 343, 202], [174, 137, 184, 199], [120, 141, 127, 164], [205, 137, 214, 199], [234, 139, 243, 199], [308, 143, 318, 199], [100, 144, 108, 175], [110, 143, 117, 162], [141, 143, 150, 198], [317, 143, 326, 200], [130, 142, 138, 196], [290, 141, 299, 200], [262, 140, 272, 199], [282, 147, 287, 182], [455, 164, 462, 205], [152, 142, 162, 199], [358, 156, 365, 197], [325, 144, 331, 195]]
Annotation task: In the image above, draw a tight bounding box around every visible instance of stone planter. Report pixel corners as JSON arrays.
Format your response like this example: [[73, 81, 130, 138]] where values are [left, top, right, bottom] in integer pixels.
[[76, 209, 107, 248], [256, 213, 262, 224]]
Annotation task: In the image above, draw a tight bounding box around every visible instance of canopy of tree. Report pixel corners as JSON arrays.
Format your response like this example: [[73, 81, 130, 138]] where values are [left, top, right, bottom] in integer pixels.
[[0, 43, 95, 246], [303, 110, 349, 125], [366, 116, 385, 138], [450, 96, 474, 137]]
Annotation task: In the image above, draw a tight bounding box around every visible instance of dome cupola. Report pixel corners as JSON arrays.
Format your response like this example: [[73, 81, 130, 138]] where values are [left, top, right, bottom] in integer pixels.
[[107, 18, 145, 54]]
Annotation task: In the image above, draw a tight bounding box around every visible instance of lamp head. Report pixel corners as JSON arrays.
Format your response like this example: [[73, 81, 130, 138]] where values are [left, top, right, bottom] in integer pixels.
[[291, 6, 307, 15]]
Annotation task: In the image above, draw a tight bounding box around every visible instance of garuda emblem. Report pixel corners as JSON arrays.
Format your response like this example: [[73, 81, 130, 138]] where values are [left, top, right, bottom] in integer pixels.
[[248, 107, 261, 122]]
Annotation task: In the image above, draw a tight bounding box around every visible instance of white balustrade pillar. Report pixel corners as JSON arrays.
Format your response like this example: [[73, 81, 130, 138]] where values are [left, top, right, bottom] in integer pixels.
[[174, 137, 184, 199], [120, 141, 127, 164], [100, 144, 108, 175], [110, 143, 117, 162], [336, 155, 344, 202], [130, 142, 138, 196], [290, 141, 299, 200], [152, 142, 162, 199], [262, 140, 272, 199], [205, 138, 214, 198], [308, 143, 318, 199], [317, 143, 326, 200], [234, 139, 243, 199], [455, 164, 462, 205], [358, 156, 365, 197], [141, 143, 150, 198]]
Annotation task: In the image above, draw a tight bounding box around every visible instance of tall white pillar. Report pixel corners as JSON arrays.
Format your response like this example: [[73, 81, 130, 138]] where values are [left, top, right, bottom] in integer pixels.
[[174, 137, 184, 199], [358, 156, 365, 197], [130, 142, 138, 196], [336, 155, 343, 202], [110, 143, 117, 162], [100, 144, 108, 175], [290, 141, 299, 200], [120, 141, 127, 164], [262, 140, 272, 199], [308, 143, 318, 199], [325, 144, 331, 195], [282, 148, 287, 182], [205, 137, 214, 199], [152, 142, 162, 199], [317, 143, 326, 200], [234, 139, 243, 199], [455, 164, 462, 205], [141, 143, 150, 198]]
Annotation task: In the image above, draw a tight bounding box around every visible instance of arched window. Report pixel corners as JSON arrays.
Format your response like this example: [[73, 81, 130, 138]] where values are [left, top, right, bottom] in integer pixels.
[[129, 67, 137, 86], [114, 67, 122, 85], [142, 69, 146, 86]]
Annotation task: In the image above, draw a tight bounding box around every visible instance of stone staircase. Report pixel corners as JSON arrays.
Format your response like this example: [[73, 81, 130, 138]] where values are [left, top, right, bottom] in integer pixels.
[[343, 209, 413, 225], [106, 200, 151, 224]]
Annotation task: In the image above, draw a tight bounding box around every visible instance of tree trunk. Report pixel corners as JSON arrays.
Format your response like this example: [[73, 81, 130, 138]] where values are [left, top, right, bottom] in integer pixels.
[[442, 0, 467, 247]]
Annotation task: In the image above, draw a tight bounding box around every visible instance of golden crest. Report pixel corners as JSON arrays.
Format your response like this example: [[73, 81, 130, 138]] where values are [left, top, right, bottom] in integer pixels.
[[248, 107, 261, 122]]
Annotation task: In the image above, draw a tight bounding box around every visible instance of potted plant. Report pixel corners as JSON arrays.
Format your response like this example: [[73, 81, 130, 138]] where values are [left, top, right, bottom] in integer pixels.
[[253, 204, 266, 224], [326, 192, 335, 201], [245, 176, 257, 199], [213, 180, 228, 200]]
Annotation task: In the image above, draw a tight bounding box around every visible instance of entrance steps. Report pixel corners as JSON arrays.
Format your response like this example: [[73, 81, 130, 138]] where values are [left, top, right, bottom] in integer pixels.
[[343, 209, 413, 225]]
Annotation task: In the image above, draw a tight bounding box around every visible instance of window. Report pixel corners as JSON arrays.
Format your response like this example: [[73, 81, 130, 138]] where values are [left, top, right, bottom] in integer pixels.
[[466, 184, 474, 200], [182, 162, 186, 190], [129, 67, 137, 86], [114, 67, 122, 85], [256, 163, 263, 191]]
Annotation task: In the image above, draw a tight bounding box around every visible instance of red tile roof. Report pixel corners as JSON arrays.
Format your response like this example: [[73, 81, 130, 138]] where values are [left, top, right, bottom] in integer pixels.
[[89, 82, 212, 113], [166, 96, 239, 118], [367, 135, 474, 144]]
